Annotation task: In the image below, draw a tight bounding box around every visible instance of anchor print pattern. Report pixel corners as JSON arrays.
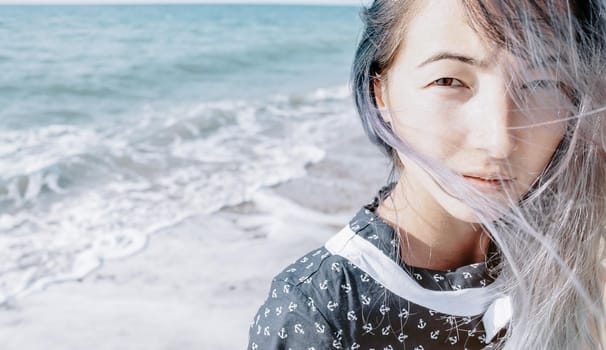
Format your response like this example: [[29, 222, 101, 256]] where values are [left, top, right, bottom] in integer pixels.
[[248, 184, 505, 349]]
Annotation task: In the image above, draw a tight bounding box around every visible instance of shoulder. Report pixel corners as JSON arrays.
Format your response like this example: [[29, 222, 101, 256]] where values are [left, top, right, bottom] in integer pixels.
[[268, 227, 387, 320], [273, 245, 353, 287], [271, 245, 364, 308], [248, 247, 350, 350]]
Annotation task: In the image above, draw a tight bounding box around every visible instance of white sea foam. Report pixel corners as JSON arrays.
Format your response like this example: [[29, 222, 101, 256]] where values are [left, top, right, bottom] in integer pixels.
[[0, 85, 356, 305]]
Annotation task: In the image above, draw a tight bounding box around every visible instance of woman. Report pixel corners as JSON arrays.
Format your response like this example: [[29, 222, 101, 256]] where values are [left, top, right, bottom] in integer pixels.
[[248, 0, 606, 349]]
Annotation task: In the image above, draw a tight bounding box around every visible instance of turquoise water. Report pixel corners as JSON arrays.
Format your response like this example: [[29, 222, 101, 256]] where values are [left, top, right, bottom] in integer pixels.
[[0, 4, 360, 129], [0, 4, 363, 303]]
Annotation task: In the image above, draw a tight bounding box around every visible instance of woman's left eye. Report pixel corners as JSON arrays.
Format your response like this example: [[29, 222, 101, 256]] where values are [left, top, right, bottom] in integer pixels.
[[520, 79, 578, 105], [520, 80, 561, 90]]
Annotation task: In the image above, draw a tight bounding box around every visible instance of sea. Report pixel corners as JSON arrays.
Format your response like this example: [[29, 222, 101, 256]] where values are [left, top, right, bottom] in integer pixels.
[[0, 4, 363, 305]]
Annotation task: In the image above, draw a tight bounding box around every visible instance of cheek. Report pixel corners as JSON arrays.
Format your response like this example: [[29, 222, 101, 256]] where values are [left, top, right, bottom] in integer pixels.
[[389, 99, 465, 159], [516, 123, 566, 179]]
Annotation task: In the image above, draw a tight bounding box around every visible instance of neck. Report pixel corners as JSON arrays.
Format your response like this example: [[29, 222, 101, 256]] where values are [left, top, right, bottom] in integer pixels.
[[375, 175, 491, 271]]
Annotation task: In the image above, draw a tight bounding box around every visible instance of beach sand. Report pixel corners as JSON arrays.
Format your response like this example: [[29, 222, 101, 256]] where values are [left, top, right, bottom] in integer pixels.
[[0, 121, 390, 349]]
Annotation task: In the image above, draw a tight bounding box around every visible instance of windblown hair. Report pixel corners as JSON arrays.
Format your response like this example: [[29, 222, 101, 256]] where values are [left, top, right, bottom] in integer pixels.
[[352, 1, 606, 349]]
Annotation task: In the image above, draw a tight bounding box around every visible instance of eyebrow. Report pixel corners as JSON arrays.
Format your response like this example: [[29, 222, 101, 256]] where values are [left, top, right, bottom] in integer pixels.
[[417, 51, 491, 69], [418, 51, 563, 71]]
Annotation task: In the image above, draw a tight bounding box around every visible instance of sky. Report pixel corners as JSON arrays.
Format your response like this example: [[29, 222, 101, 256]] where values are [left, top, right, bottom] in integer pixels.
[[0, 0, 366, 5]]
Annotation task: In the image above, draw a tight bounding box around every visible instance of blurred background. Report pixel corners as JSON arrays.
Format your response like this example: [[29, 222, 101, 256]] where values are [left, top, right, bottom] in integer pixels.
[[0, 1, 389, 349]]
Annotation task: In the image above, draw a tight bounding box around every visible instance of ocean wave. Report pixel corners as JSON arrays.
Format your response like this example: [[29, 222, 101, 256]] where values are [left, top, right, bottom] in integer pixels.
[[0, 85, 357, 305]]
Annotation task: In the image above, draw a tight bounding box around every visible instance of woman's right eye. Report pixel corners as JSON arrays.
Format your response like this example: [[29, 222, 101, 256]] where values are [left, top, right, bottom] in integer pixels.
[[432, 77, 466, 88]]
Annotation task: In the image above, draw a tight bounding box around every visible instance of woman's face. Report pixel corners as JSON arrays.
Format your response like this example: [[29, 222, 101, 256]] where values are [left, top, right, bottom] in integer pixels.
[[375, 0, 570, 222]]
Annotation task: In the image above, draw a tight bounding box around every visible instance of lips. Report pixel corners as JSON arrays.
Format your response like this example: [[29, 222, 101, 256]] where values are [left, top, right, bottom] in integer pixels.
[[463, 175, 513, 182], [462, 172, 514, 181], [463, 175, 515, 192]]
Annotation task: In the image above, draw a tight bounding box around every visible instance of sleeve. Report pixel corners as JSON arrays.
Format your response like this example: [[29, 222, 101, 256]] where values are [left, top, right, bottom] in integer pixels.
[[247, 279, 336, 350]]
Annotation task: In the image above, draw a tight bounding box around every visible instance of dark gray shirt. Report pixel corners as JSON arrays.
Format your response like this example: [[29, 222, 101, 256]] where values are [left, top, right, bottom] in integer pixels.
[[248, 184, 504, 350]]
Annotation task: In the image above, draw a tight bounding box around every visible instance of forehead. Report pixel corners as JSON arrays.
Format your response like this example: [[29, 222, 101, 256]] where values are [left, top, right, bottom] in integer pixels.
[[392, 0, 565, 73], [396, 1, 496, 67]]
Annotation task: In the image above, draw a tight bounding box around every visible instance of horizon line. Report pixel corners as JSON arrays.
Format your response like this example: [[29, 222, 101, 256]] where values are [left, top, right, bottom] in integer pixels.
[[0, 0, 364, 5]]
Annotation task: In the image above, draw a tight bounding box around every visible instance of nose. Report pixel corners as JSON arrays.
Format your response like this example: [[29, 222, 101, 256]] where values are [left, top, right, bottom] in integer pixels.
[[465, 84, 516, 159]]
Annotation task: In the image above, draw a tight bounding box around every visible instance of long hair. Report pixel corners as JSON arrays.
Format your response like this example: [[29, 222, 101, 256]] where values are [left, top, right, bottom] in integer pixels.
[[351, 1, 606, 349]]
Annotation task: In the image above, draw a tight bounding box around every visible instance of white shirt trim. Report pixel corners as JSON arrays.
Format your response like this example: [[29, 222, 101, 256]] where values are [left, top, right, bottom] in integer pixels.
[[324, 224, 511, 342]]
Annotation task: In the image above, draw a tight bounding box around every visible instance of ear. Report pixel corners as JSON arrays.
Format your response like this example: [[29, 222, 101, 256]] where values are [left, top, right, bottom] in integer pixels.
[[373, 76, 386, 108], [373, 75, 392, 124]]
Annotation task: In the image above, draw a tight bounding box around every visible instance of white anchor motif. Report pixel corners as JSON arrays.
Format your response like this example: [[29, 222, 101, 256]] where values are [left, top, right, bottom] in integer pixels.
[[288, 302, 298, 312], [481, 279, 487, 287], [312, 249, 322, 256], [347, 310, 357, 321], [307, 297, 316, 311], [430, 330, 440, 339], [256, 325, 261, 335], [414, 273, 423, 280], [319, 280, 329, 290], [264, 308, 270, 317], [294, 324, 304, 334], [315, 322, 325, 334], [453, 285, 462, 291], [335, 329, 343, 339], [303, 277, 313, 284], [275, 306, 282, 316], [383, 346, 394, 350], [428, 309, 436, 316], [271, 289, 277, 298], [362, 323, 373, 333], [300, 256, 309, 263], [251, 343, 258, 350], [398, 308, 409, 319], [413, 346, 425, 350], [382, 325, 391, 335], [463, 272, 472, 279], [361, 295, 371, 305], [286, 268, 297, 273], [368, 234, 379, 240], [263, 326, 270, 336], [398, 332, 408, 342], [306, 262, 314, 269], [298, 275, 309, 282], [341, 283, 352, 293], [418, 318, 427, 329], [308, 348, 316, 350], [331, 262, 341, 272], [433, 274, 445, 282], [283, 284, 290, 294], [351, 343, 360, 350], [321, 252, 330, 259], [479, 334, 487, 343], [379, 304, 391, 315], [360, 273, 370, 282], [332, 339, 343, 349], [445, 316, 456, 326], [448, 336, 458, 345], [277, 328, 287, 339], [327, 301, 339, 311]]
